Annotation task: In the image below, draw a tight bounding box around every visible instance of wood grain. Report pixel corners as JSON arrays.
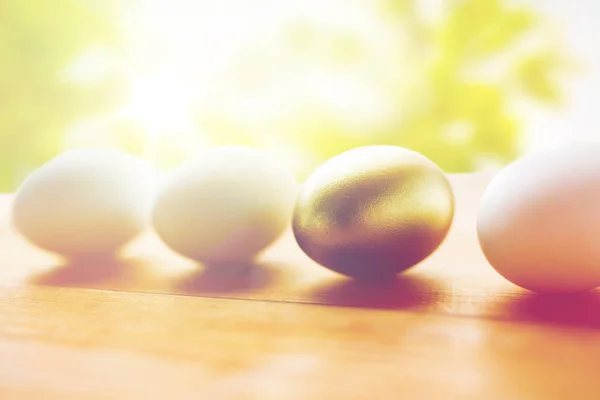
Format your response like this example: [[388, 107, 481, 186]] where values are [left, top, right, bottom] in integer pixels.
[[1, 172, 600, 399], [2, 285, 600, 399]]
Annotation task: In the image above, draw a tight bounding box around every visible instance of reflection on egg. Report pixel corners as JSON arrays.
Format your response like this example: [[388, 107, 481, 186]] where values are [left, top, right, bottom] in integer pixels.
[[152, 146, 298, 265], [293, 145, 454, 279], [477, 142, 600, 293], [12, 149, 156, 257]]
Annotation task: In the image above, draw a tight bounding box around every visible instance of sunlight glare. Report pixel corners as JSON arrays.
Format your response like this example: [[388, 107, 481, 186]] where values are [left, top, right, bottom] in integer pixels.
[[77, 0, 418, 170], [118, 72, 197, 137]]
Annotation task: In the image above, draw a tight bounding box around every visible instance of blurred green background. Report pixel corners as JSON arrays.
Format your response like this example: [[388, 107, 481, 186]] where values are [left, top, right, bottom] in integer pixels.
[[0, 0, 570, 191]]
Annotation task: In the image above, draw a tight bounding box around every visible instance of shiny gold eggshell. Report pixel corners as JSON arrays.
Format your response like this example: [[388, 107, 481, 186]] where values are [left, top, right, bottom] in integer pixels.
[[292, 146, 454, 279]]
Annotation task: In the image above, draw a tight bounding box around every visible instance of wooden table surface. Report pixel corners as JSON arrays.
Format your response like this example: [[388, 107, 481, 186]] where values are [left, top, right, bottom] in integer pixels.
[[1, 172, 599, 399]]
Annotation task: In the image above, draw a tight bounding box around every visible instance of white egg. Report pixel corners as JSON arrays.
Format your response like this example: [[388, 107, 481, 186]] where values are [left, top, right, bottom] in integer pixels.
[[152, 146, 299, 264], [12, 149, 156, 257], [477, 141, 600, 293]]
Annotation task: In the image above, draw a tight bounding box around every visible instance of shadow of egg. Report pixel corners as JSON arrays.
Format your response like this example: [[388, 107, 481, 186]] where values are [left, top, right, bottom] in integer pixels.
[[501, 290, 600, 329], [307, 272, 443, 310], [175, 260, 286, 296], [30, 253, 150, 290]]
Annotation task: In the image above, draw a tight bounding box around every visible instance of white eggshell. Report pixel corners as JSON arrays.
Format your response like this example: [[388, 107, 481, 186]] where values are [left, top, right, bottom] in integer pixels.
[[477, 142, 600, 293], [12, 149, 156, 256], [152, 146, 299, 264]]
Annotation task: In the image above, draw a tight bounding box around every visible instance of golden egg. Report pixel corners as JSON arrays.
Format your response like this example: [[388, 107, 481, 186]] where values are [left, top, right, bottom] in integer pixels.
[[292, 146, 454, 279]]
